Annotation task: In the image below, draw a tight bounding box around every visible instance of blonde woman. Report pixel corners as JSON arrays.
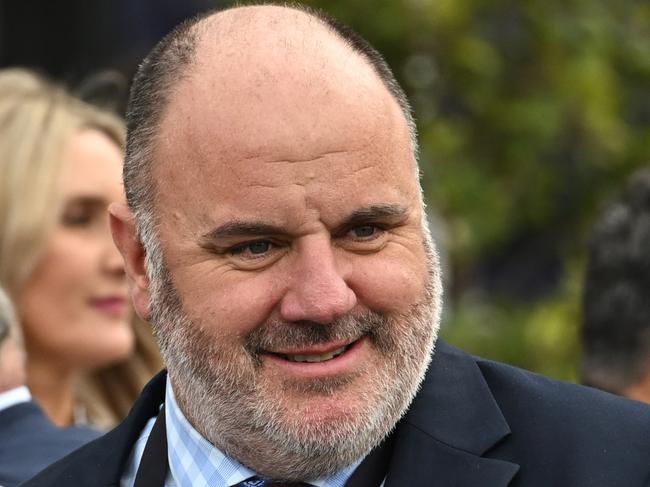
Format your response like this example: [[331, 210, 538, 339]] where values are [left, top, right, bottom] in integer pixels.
[[0, 68, 162, 429]]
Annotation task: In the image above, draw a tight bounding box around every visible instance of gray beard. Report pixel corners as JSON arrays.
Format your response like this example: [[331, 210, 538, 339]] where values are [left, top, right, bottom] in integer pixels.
[[148, 242, 442, 481]]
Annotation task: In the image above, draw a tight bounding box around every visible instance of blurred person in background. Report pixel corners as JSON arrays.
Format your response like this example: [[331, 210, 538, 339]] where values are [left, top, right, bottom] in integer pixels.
[[0, 68, 162, 430], [0, 285, 99, 487], [581, 169, 650, 404]]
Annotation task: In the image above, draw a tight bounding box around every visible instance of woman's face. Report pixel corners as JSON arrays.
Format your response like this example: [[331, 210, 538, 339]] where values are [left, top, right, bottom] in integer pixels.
[[19, 129, 134, 371]]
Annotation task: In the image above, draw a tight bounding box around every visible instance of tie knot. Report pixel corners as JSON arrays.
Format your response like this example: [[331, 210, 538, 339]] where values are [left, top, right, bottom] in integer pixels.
[[237, 478, 312, 487]]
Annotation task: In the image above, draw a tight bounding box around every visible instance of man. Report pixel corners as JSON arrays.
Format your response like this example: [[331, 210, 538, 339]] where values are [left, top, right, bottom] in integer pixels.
[[581, 169, 650, 404], [0, 287, 98, 487], [24, 4, 650, 486]]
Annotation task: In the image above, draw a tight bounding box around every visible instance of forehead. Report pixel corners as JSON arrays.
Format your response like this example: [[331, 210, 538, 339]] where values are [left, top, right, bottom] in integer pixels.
[[151, 20, 416, 229], [60, 129, 123, 198]]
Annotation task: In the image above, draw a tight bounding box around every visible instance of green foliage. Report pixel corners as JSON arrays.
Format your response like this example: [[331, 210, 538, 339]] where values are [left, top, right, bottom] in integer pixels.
[[440, 260, 583, 381], [301, 0, 650, 381]]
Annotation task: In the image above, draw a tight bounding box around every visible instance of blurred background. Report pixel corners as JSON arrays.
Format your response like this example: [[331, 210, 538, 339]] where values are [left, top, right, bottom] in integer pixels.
[[2, 0, 649, 382]]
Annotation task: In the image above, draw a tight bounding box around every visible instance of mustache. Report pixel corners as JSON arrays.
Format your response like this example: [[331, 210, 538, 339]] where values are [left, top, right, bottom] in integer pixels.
[[245, 310, 387, 356]]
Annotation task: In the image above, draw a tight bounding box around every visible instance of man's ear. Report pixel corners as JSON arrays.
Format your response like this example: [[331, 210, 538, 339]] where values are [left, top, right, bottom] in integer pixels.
[[109, 202, 152, 321]]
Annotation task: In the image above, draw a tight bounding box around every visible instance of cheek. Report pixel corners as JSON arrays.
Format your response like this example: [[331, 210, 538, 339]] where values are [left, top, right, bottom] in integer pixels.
[[348, 250, 428, 314], [19, 273, 75, 353], [18, 240, 91, 344], [177, 270, 285, 336]]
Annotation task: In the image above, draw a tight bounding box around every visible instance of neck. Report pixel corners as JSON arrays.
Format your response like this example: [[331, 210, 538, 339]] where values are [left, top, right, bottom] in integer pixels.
[[26, 356, 77, 427]]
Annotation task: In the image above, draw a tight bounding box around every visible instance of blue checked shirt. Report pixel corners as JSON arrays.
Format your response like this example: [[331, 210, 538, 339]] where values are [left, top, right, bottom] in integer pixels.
[[120, 378, 362, 487]]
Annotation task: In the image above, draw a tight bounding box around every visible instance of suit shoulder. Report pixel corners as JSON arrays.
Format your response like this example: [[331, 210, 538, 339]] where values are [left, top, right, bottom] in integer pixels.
[[475, 352, 650, 447]]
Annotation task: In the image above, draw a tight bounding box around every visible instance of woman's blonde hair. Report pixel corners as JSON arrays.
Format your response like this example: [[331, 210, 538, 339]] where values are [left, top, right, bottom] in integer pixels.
[[0, 68, 124, 297], [0, 68, 162, 428]]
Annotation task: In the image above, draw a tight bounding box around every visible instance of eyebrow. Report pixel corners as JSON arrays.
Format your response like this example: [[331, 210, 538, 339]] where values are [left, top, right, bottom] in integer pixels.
[[331, 204, 410, 234], [201, 221, 286, 242], [64, 195, 111, 208], [200, 203, 410, 244]]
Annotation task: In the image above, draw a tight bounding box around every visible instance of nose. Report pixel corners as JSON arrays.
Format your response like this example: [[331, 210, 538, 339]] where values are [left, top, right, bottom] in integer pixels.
[[279, 237, 357, 324]]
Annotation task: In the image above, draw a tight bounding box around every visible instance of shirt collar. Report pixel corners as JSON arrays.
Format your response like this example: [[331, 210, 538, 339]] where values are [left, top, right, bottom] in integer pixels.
[[165, 378, 360, 487], [0, 385, 31, 412]]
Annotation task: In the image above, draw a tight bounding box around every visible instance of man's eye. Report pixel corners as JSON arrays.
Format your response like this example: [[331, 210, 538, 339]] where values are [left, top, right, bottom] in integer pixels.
[[351, 225, 379, 239], [248, 241, 272, 254], [231, 240, 273, 256]]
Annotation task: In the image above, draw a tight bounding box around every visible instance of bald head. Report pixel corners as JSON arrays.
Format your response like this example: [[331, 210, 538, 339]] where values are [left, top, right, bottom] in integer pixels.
[[123, 4, 416, 227], [111, 6, 438, 478]]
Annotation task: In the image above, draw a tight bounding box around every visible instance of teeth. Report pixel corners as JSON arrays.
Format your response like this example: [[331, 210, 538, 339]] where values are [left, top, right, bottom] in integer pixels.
[[284, 345, 347, 363]]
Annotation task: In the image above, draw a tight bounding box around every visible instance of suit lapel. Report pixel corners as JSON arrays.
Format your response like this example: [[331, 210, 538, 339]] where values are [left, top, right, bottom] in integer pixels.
[[100, 370, 168, 486], [385, 341, 519, 486], [385, 424, 519, 486], [69, 370, 168, 487]]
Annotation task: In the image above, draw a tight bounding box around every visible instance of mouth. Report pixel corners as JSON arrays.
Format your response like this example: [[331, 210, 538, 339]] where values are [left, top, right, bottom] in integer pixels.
[[261, 337, 367, 378], [90, 296, 129, 318], [273, 343, 353, 363]]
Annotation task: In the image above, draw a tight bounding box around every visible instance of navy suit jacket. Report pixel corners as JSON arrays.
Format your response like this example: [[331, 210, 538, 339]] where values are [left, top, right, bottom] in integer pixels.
[[0, 400, 99, 487], [20, 341, 650, 486]]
